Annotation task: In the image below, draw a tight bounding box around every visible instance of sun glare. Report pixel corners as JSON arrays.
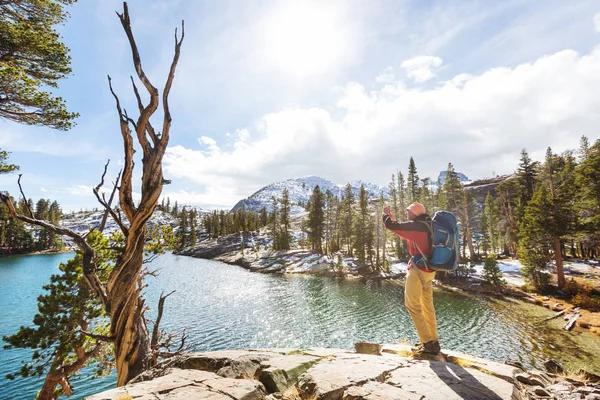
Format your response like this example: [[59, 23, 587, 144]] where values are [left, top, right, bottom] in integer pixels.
[[264, 2, 344, 76]]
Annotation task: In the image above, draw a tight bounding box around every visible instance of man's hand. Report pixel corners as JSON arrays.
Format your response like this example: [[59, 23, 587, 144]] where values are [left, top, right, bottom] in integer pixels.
[[383, 205, 396, 222]]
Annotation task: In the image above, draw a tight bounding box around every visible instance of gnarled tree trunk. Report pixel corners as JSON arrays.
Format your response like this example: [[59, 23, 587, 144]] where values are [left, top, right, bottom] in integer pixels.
[[104, 3, 184, 384]]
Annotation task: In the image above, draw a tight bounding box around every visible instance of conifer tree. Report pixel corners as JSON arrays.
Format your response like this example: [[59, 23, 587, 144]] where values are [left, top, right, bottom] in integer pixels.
[[3, 231, 112, 399], [442, 163, 463, 215], [177, 206, 188, 249], [0, 149, 19, 174], [407, 157, 419, 203], [460, 189, 477, 261], [189, 209, 197, 246], [280, 188, 291, 250], [519, 148, 577, 289], [269, 196, 279, 248], [353, 184, 372, 269], [479, 199, 491, 256], [324, 189, 335, 255], [397, 171, 408, 258], [341, 183, 354, 255], [496, 178, 522, 256], [518, 185, 553, 289], [578, 135, 590, 162], [516, 149, 538, 204], [482, 253, 504, 286], [259, 207, 268, 228], [0, 0, 79, 129], [575, 138, 600, 255], [482, 192, 500, 254], [305, 185, 325, 253]]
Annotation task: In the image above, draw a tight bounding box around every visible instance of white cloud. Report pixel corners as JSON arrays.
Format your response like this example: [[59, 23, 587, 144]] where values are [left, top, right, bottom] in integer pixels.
[[40, 185, 95, 197], [376, 67, 396, 84], [164, 46, 600, 209], [401, 55, 443, 83], [594, 12, 600, 32]]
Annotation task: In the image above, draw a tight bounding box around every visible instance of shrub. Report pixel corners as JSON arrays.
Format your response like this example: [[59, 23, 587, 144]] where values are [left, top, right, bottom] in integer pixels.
[[571, 293, 600, 312], [482, 254, 505, 286]]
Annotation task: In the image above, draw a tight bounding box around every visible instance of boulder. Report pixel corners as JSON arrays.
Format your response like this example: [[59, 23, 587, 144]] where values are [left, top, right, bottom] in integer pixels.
[[354, 342, 383, 356], [387, 360, 519, 400], [259, 355, 320, 393], [342, 381, 423, 399], [85, 368, 267, 400], [443, 350, 521, 383], [160, 350, 277, 379], [202, 377, 267, 399], [297, 353, 402, 399]]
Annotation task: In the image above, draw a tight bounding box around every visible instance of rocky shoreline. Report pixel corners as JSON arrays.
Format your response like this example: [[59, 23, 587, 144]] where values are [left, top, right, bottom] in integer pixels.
[[87, 343, 600, 400]]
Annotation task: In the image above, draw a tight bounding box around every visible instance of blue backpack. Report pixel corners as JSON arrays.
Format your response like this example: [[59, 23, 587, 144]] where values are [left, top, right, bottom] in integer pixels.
[[414, 211, 459, 272]]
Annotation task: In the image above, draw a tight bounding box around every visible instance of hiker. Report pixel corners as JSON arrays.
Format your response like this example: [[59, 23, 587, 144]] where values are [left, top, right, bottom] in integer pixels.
[[383, 202, 440, 355]]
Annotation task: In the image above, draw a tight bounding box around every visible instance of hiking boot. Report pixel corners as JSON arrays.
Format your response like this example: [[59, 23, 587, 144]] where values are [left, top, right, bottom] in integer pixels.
[[423, 340, 441, 354]]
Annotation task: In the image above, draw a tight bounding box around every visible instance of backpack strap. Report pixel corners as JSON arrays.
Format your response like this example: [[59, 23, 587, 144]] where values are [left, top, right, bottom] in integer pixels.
[[411, 241, 429, 286], [406, 219, 434, 285]]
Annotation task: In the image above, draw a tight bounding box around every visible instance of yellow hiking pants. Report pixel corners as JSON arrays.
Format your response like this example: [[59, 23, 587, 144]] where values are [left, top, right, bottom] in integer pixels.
[[405, 267, 439, 344]]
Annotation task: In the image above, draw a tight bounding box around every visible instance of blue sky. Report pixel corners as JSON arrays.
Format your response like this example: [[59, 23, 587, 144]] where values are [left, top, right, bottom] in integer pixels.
[[1, 0, 600, 212]]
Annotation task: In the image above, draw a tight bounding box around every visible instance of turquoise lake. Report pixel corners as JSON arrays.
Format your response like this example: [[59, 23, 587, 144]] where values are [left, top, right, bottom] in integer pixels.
[[1, 252, 599, 399]]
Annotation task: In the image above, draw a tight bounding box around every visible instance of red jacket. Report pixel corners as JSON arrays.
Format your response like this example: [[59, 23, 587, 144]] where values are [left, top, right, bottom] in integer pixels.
[[383, 213, 433, 272]]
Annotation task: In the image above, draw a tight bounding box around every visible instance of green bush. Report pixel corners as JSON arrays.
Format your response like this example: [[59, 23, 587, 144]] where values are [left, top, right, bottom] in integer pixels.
[[482, 254, 505, 286]]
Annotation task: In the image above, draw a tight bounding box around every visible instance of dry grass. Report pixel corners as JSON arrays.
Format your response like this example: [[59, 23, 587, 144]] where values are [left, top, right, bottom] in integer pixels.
[[557, 370, 591, 385]]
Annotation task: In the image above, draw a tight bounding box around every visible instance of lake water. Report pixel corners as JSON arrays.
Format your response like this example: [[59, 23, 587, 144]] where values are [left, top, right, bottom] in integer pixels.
[[1, 252, 599, 399]]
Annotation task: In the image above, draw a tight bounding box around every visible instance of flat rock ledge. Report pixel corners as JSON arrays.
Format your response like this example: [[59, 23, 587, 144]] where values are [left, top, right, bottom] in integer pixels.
[[86, 345, 600, 400]]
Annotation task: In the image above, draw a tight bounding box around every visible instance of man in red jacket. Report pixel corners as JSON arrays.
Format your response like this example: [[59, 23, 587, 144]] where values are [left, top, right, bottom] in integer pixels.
[[383, 202, 440, 355]]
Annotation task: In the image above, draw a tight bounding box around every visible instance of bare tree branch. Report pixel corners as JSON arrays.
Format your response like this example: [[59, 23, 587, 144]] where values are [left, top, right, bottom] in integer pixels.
[[117, 3, 157, 156], [93, 162, 128, 235], [0, 193, 109, 308], [159, 20, 185, 154], [17, 174, 33, 218], [107, 75, 136, 222], [150, 290, 175, 353]]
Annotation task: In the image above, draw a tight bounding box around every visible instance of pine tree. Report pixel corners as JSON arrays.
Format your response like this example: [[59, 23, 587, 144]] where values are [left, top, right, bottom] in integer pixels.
[[578, 135, 590, 162], [496, 178, 522, 257], [269, 196, 279, 249], [189, 209, 197, 246], [305, 186, 325, 253], [341, 183, 354, 255], [0, 149, 19, 174], [3, 231, 112, 398], [397, 172, 408, 258], [479, 199, 491, 256], [259, 207, 268, 228], [0, 0, 79, 130], [177, 206, 188, 249], [519, 148, 577, 289], [516, 149, 538, 204], [280, 188, 291, 250], [324, 189, 337, 255], [353, 184, 372, 270], [442, 163, 462, 215], [482, 253, 504, 286], [575, 139, 600, 256], [407, 157, 420, 203], [518, 185, 553, 290]]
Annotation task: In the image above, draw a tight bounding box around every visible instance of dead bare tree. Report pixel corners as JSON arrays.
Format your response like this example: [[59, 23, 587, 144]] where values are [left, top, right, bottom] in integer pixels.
[[0, 2, 185, 387]]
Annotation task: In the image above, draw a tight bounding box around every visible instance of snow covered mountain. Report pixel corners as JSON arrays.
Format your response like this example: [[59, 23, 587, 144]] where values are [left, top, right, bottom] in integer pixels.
[[436, 171, 470, 185], [230, 176, 388, 214]]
